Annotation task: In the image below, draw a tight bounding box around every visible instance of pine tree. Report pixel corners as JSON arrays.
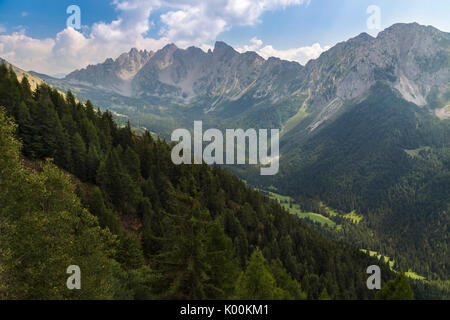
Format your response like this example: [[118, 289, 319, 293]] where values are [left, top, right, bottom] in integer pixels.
[[270, 259, 307, 300], [152, 196, 211, 299], [234, 248, 281, 300], [123, 146, 141, 180], [0, 109, 120, 299], [20, 77, 32, 101], [14, 101, 33, 154], [86, 143, 101, 182], [319, 288, 332, 300], [96, 147, 141, 212], [117, 231, 146, 271], [376, 273, 414, 300], [82, 186, 120, 234], [28, 91, 64, 159], [71, 132, 87, 180], [204, 221, 240, 299]]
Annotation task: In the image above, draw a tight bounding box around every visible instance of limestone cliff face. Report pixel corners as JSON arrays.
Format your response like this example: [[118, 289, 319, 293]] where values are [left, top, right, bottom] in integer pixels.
[[48, 23, 449, 130], [301, 23, 450, 130], [65, 48, 153, 96]]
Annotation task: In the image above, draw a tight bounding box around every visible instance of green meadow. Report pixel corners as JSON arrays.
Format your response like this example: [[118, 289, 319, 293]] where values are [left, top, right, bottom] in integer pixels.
[[360, 249, 426, 281], [255, 186, 430, 284], [258, 189, 337, 228], [360, 249, 395, 269]]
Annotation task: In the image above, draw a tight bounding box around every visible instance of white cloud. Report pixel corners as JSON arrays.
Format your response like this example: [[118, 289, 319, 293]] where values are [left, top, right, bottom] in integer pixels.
[[160, 6, 228, 46], [0, 0, 169, 75], [0, 0, 312, 75], [0, 32, 55, 70], [258, 42, 331, 65], [158, 0, 310, 45], [237, 37, 330, 65], [241, 37, 264, 51], [0, 25, 6, 33]]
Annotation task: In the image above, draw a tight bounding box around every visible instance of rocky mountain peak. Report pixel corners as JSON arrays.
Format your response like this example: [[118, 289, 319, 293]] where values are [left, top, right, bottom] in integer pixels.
[[57, 23, 448, 123], [379, 22, 424, 36], [129, 47, 139, 54], [348, 32, 374, 43], [159, 43, 178, 55], [213, 41, 237, 57]]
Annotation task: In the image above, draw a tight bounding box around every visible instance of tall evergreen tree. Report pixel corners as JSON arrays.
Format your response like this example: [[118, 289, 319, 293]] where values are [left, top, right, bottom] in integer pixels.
[[235, 248, 281, 300], [204, 221, 240, 299], [0, 109, 120, 299], [71, 132, 87, 180], [376, 273, 415, 300]]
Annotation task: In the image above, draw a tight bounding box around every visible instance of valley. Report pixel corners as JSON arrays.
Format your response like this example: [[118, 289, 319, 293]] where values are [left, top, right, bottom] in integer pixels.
[[258, 187, 427, 283], [45, 23, 450, 290], [1, 21, 449, 299]]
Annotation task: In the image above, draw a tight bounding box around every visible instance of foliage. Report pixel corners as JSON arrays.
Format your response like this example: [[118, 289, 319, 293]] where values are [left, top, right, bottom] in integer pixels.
[[0, 65, 396, 299], [376, 273, 415, 300]]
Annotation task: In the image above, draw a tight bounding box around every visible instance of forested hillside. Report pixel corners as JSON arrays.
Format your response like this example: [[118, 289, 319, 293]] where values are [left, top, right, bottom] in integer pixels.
[[236, 83, 449, 296], [41, 24, 449, 291], [270, 83, 450, 282], [0, 63, 395, 299]]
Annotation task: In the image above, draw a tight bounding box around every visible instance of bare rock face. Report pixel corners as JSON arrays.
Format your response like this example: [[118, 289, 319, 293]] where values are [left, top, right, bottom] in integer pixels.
[[62, 40, 304, 103], [302, 23, 450, 130], [132, 41, 284, 101], [115, 48, 154, 80], [65, 48, 153, 96], [57, 23, 449, 130]]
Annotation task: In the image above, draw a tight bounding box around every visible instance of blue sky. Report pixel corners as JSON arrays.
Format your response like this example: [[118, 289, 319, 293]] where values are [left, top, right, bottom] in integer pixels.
[[1, 0, 449, 76]]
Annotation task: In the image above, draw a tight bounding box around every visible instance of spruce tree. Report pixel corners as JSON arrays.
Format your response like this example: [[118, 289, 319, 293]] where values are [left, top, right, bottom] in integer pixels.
[[234, 248, 281, 300], [204, 221, 240, 299], [270, 259, 307, 300], [71, 132, 87, 180], [152, 196, 211, 299], [376, 273, 414, 300], [0, 109, 120, 299]]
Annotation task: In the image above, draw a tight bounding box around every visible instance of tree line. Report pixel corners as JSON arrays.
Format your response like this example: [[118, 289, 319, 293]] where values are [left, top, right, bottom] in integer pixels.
[[0, 63, 404, 299]]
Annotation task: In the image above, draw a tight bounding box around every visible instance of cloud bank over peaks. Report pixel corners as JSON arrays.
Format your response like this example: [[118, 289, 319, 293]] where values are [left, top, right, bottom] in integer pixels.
[[0, 0, 314, 75], [237, 37, 331, 65]]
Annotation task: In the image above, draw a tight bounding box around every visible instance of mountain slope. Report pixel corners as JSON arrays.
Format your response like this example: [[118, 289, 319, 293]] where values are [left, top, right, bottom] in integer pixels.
[[45, 23, 449, 133], [269, 84, 449, 280], [0, 57, 47, 91], [21, 22, 450, 287], [290, 23, 450, 135], [65, 48, 153, 96], [0, 59, 399, 299], [45, 40, 307, 133]]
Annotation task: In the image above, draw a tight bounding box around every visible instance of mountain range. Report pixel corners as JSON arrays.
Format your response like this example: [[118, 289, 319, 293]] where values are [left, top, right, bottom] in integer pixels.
[[6, 22, 450, 289], [45, 23, 449, 133]]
